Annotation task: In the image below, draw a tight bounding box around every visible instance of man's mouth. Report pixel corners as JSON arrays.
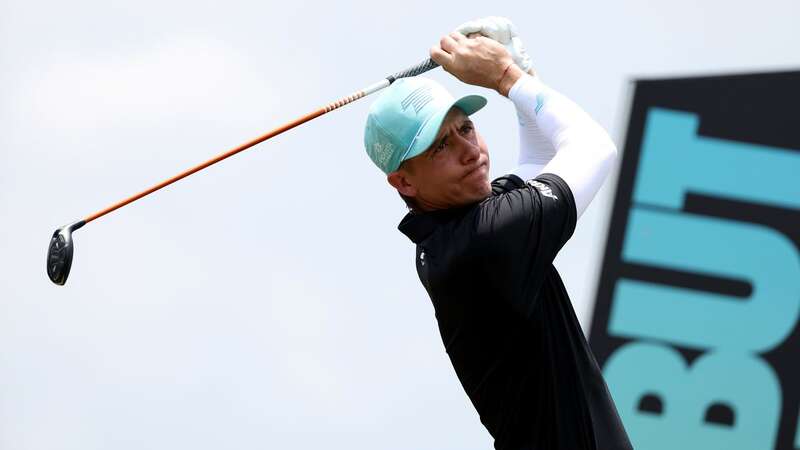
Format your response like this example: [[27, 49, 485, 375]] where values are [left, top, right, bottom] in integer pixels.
[[463, 161, 487, 180]]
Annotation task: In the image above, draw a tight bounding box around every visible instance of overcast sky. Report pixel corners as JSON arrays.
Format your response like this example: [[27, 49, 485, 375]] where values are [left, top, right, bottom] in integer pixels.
[[2, 1, 799, 449]]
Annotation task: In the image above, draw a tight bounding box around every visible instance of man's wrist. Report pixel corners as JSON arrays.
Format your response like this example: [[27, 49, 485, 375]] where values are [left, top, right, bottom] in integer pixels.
[[497, 63, 525, 97]]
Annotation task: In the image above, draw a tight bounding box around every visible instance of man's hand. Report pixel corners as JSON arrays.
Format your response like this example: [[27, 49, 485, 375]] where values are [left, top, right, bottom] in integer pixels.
[[455, 16, 535, 76], [430, 32, 524, 97]]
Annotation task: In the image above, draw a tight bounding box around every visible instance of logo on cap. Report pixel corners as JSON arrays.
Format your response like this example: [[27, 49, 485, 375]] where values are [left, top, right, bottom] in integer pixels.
[[401, 86, 434, 115], [372, 140, 394, 170]]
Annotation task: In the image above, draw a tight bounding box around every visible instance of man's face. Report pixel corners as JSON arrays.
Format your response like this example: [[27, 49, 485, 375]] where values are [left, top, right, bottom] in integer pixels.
[[388, 107, 491, 211]]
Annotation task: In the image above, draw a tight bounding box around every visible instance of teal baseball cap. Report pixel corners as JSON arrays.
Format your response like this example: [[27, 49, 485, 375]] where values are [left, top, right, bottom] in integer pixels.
[[364, 77, 487, 174]]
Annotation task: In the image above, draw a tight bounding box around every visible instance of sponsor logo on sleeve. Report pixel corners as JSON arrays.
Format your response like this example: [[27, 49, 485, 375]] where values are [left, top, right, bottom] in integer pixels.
[[526, 179, 559, 200]]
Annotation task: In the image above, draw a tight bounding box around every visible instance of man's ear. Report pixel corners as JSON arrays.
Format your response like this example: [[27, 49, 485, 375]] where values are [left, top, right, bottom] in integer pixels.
[[387, 169, 417, 198]]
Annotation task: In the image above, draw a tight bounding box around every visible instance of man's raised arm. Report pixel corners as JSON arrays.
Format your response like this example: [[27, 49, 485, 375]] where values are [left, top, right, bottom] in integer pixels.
[[507, 70, 558, 181], [505, 68, 618, 219], [433, 18, 618, 219]]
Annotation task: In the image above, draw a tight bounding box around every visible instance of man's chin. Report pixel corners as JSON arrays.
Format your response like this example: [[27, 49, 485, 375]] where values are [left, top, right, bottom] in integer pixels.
[[476, 178, 492, 196], [467, 180, 492, 203]]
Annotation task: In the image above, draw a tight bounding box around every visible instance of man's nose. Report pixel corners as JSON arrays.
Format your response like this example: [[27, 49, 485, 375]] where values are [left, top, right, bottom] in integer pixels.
[[454, 132, 480, 164]]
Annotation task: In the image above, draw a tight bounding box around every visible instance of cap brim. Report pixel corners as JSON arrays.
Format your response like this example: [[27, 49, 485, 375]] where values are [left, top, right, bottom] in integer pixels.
[[401, 94, 488, 163]]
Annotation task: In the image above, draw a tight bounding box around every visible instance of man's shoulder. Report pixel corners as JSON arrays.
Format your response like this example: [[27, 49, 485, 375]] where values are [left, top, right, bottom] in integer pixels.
[[490, 174, 526, 196], [491, 172, 573, 200]]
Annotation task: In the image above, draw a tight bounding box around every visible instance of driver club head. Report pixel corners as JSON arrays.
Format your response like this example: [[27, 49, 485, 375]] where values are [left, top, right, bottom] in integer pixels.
[[47, 220, 85, 286]]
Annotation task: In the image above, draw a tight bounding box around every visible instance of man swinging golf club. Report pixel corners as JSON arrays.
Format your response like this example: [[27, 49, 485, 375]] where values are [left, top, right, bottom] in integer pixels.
[[364, 17, 633, 450]]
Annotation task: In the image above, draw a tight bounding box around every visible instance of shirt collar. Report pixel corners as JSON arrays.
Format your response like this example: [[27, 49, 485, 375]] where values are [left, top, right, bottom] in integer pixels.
[[397, 204, 472, 244], [396, 176, 514, 244]]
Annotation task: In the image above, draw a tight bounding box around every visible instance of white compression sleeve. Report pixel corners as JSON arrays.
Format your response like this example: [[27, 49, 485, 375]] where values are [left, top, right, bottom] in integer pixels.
[[509, 74, 557, 179], [507, 73, 618, 219]]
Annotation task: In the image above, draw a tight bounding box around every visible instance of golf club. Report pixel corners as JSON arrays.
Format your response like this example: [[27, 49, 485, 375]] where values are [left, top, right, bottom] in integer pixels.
[[46, 57, 441, 286]]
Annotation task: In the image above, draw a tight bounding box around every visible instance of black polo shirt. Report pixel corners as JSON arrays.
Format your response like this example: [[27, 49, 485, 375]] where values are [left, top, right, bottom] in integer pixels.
[[398, 173, 632, 450]]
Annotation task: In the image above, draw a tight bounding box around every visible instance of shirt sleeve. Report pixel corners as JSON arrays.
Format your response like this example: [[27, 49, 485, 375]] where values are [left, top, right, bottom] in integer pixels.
[[475, 172, 577, 320]]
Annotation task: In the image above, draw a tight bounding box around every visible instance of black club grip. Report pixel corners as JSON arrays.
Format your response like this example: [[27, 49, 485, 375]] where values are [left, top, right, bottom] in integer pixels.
[[387, 58, 440, 83]]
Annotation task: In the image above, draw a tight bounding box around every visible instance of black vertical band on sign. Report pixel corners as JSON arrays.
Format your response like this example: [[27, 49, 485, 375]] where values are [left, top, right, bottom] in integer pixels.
[[588, 69, 800, 450]]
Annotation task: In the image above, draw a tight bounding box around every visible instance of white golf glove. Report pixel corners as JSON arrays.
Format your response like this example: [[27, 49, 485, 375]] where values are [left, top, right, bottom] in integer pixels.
[[455, 16, 534, 75]]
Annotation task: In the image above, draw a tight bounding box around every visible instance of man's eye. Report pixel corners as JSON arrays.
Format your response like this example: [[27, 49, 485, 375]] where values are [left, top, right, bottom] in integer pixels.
[[461, 125, 473, 133]]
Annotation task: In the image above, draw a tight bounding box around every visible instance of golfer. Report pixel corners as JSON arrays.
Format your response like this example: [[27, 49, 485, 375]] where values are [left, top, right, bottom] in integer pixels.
[[364, 17, 633, 450]]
